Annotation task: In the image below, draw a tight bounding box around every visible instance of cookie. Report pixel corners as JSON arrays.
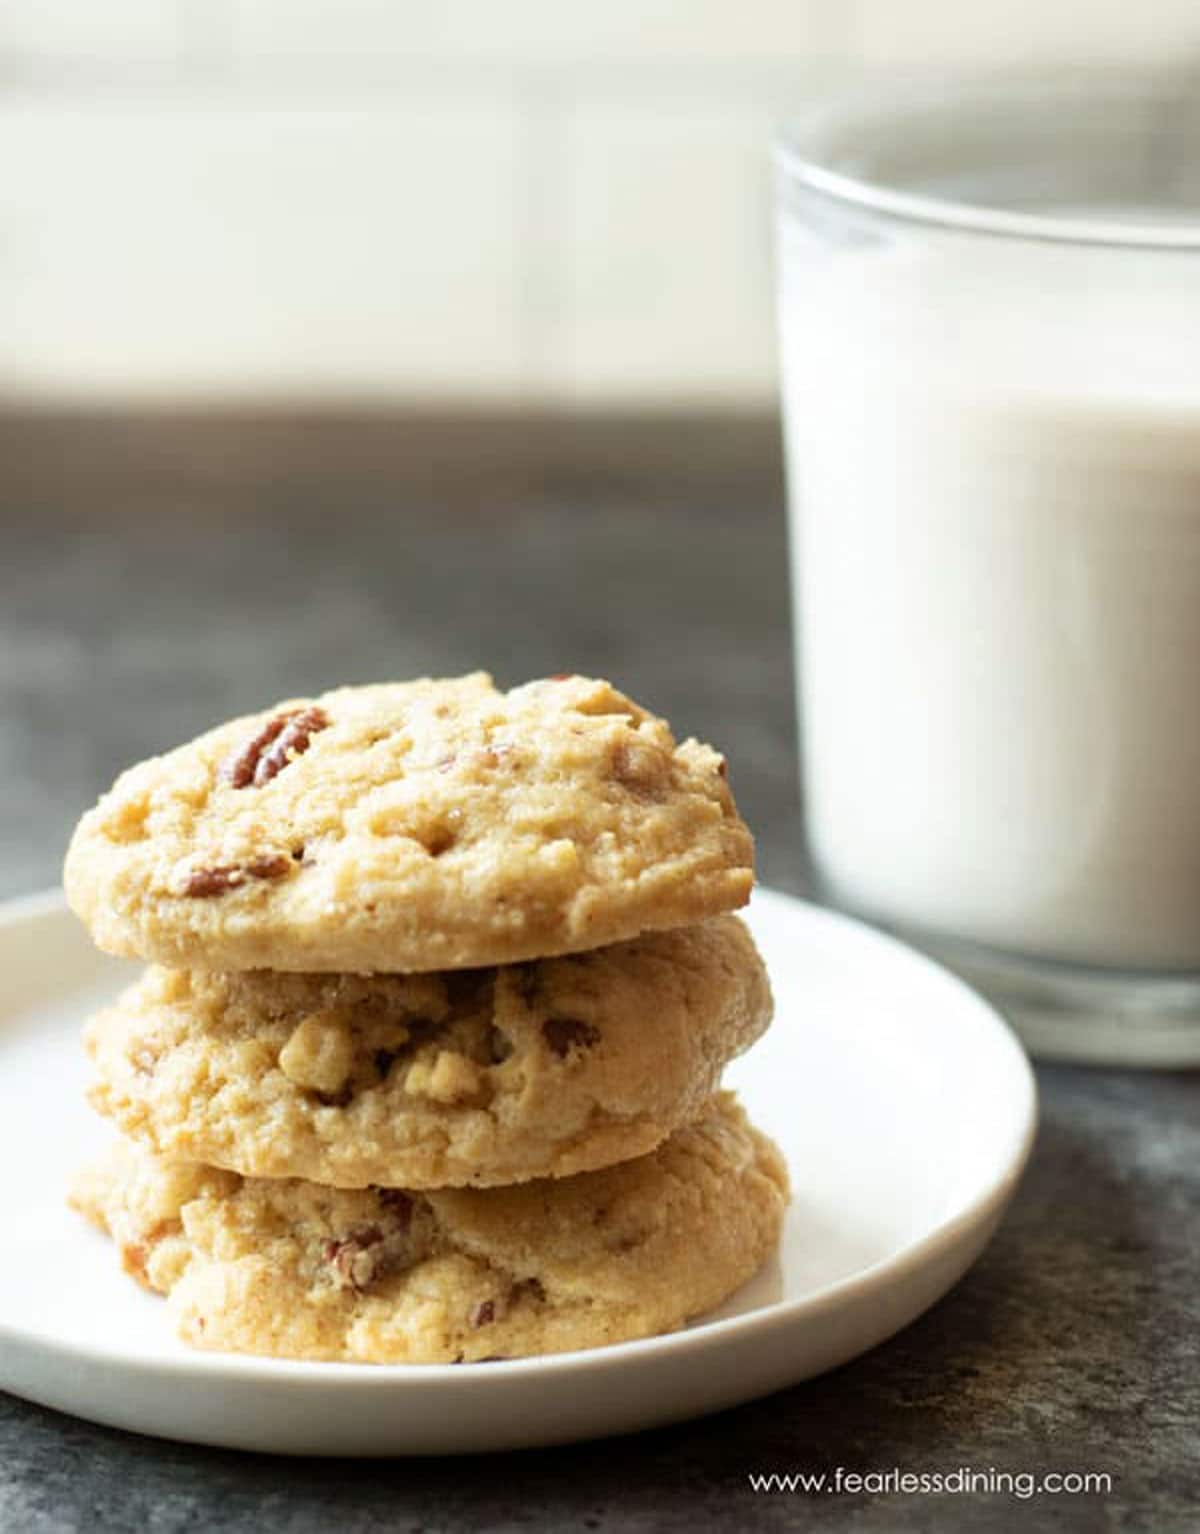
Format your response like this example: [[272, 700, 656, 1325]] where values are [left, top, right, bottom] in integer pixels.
[[85, 916, 771, 1188], [71, 1093, 788, 1364], [63, 673, 753, 973]]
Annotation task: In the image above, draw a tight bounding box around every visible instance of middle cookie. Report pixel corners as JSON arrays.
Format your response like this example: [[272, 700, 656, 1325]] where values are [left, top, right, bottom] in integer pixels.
[[86, 914, 771, 1189]]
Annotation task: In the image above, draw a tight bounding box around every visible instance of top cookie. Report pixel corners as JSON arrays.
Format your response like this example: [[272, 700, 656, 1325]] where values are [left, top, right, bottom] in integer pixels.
[[64, 673, 754, 972]]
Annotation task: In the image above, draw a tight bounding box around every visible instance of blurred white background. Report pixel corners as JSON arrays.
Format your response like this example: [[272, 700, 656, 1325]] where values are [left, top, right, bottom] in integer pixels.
[[3, 0, 1199, 408]]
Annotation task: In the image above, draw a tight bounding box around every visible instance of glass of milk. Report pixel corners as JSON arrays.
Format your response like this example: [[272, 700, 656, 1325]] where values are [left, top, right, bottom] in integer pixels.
[[776, 76, 1200, 1065]]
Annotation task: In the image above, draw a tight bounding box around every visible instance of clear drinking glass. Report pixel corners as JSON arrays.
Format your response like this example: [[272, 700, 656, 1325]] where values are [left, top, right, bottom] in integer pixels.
[[775, 76, 1200, 1066]]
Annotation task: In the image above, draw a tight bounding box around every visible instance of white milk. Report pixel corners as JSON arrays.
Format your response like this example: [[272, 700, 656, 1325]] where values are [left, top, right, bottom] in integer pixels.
[[781, 231, 1200, 970]]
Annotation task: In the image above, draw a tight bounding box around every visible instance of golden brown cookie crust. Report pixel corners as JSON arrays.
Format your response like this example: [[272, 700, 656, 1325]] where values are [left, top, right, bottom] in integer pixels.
[[71, 1094, 789, 1364], [63, 674, 754, 974], [85, 916, 772, 1188]]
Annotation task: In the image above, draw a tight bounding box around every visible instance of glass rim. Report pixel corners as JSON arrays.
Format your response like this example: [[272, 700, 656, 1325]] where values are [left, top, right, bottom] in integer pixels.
[[774, 74, 1200, 251]]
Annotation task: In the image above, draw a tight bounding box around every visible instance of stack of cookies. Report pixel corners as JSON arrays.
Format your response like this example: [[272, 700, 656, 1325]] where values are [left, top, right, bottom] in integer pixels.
[[64, 673, 787, 1364]]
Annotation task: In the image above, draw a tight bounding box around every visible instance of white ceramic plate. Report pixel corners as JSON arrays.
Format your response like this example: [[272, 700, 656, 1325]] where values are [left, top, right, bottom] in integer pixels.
[[0, 885, 1036, 1457]]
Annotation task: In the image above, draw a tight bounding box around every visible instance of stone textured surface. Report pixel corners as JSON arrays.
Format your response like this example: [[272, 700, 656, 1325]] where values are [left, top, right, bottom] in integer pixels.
[[1, 434, 1197, 1530]]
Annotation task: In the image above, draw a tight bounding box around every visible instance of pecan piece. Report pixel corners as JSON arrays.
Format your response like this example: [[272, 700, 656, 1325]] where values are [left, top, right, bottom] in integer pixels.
[[542, 1017, 601, 1058], [222, 705, 330, 789], [245, 853, 292, 880], [182, 865, 241, 898], [322, 1225, 385, 1292], [469, 1275, 542, 1329], [181, 853, 290, 898]]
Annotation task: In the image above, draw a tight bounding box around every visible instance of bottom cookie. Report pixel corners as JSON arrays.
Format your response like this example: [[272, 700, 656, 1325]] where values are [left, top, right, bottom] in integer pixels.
[[71, 1092, 788, 1364]]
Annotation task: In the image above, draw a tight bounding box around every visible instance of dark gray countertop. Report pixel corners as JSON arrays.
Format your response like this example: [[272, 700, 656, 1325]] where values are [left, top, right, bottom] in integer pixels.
[[1, 418, 1196, 1532]]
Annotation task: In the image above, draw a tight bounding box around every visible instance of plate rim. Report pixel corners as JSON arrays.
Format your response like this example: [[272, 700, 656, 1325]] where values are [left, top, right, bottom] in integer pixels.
[[0, 883, 1038, 1389]]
